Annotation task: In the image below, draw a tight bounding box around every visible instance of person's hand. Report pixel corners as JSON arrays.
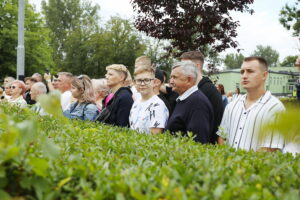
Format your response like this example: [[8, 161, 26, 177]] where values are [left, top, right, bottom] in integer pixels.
[[44, 73, 51, 82]]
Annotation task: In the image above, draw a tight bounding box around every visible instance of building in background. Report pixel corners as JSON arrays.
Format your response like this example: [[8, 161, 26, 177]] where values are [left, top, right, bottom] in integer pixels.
[[210, 67, 299, 97]]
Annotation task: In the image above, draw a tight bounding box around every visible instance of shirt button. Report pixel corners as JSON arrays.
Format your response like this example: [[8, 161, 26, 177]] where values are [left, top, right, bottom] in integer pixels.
[[240, 127, 242, 130], [235, 142, 237, 144], [244, 112, 247, 114]]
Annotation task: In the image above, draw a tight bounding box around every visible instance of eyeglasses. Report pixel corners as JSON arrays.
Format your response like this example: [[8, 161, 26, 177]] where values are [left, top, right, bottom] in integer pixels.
[[134, 78, 154, 85]]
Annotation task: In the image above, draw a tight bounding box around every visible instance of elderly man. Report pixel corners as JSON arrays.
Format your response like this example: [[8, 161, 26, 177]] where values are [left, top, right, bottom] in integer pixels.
[[30, 82, 48, 116], [166, 61, 213, 143], [217, 56, 285, 152], [43, 72, 74, 110], [180, 51, 223, 144]]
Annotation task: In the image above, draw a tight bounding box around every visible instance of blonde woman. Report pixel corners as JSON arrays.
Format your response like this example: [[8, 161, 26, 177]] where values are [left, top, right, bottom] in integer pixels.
[[95, 64, 133, 127], [63, 75, 98, 121]]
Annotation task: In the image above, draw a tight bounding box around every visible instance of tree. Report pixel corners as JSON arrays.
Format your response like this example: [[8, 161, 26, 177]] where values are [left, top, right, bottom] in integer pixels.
[[0, 0, 53, 80], [224, 53, 244, 69], [251, 45, 279, 67], [144, 39, 176, 75], [130, 0, 254, 56], [85, 17, 147, 77], [42, 0, 99, 73], [280, 55, 298, 67], [279, 0, 300, 36]]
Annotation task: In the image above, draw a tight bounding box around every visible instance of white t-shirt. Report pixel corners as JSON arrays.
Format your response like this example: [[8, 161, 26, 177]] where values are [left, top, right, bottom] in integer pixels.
[[61, 90, 72, 111], [129, 95, 169, 134], [9, 96, 27, 108]]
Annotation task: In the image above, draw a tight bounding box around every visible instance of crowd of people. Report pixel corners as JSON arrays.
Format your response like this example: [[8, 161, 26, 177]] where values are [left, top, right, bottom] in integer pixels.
[[1, 51, 299, 155]]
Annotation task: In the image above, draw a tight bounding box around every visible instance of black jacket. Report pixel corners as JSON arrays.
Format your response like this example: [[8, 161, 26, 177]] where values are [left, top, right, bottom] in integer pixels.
[[24, 90, 36, 105], [100, 87, 133, 127], [198, 77, 224, 143]]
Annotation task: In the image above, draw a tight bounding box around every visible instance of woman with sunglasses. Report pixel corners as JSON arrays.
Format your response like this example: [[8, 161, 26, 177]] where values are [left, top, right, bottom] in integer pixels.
[[63, 75, 99, 121], [8, 80, 27, 108], [95, 64, 133, 127]]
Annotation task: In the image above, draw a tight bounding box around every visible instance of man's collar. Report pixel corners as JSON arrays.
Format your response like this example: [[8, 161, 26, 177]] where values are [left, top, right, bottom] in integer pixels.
[[176, 85, 198, 102], [241, 91, 271, 104]]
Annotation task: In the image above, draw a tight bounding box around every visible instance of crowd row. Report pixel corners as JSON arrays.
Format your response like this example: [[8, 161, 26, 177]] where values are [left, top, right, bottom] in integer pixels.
[[1, 51, 300, 155]]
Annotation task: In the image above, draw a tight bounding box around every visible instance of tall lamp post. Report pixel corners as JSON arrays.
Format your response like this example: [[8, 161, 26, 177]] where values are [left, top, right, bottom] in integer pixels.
[[16, 0, 25, 80]]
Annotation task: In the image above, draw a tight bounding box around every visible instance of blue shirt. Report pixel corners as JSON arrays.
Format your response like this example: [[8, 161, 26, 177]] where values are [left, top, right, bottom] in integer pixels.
[[64, 101, 99, 121]]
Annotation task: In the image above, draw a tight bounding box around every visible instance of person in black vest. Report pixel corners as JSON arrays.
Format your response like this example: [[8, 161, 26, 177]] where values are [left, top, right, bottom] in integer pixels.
[[24, 77, 38, 105], [180, 51, 224, 144], [166, 61, 214, 143], [154, 68, 171, 115]]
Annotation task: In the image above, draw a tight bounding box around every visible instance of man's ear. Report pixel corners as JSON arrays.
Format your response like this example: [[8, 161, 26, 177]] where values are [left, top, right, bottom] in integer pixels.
[[262, 70, 268, 81], [196, 62, 203, 71], [186, 76, 194, 84]]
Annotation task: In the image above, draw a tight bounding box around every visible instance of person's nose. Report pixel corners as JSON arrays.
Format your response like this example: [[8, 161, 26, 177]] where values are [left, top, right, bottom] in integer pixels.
[[241, 72, 247, 79]]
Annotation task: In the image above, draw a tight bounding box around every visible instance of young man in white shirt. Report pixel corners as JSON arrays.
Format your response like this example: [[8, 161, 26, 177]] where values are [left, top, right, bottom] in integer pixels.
[[129, 66, 169, 134], [217, 56, 285, 152]]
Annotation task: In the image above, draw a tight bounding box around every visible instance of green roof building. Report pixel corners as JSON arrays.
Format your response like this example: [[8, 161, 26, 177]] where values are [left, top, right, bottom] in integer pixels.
[[210, 67, 300, 96]]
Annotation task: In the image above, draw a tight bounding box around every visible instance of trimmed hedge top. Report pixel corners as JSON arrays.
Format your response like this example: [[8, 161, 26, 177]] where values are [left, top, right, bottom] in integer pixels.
[[0, 102, 299, 200]]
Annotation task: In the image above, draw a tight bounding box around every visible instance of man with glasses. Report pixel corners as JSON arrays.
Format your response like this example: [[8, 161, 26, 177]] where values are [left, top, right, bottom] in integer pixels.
[[166, 61, 213, 143], [129, 66, 169, 134]]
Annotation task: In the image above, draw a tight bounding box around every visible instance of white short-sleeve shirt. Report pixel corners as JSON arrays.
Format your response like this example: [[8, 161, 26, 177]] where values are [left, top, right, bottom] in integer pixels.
[[61, 90, 72, 111], [217, 91, 285, 151], [9, 96, 27, 108], [129, 95, 169, 134]]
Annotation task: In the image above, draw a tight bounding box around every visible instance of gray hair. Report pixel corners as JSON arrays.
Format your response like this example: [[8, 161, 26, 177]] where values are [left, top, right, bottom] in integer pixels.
[[172, 60, 198, 81], [32, 82, 47, 94], [57, 72, 73, 79], [92, 78, 110, 94]]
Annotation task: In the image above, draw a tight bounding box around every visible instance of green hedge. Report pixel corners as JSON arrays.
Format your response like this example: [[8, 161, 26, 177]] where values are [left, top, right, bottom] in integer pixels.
[[0, 102, 299, 200], [279, 97, 298, 108]]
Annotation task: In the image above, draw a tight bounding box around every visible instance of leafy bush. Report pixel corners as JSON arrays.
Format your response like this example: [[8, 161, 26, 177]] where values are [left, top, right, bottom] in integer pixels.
[[279, 97, 298, 108], [0, 97, 299, 200]]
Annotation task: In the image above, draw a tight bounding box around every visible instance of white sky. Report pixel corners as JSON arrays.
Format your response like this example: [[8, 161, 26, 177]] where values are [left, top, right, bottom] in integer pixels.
[[29, 0, 299, 61]]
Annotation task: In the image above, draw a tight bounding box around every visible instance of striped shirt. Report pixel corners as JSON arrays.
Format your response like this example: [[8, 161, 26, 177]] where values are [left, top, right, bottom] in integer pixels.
[[217, 91, 285, 151]]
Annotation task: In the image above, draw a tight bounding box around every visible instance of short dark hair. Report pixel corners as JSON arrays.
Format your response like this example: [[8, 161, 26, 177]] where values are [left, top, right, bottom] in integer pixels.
[[244, 56, 268, 71], [218, 84, 225, 95], [180, 51, 204, 64], [161, 70, 168, 83], [155, 68, 164, 84]]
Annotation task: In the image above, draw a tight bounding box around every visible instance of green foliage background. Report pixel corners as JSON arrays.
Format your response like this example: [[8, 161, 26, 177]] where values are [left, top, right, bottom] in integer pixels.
[[0, 0, 53, 80]]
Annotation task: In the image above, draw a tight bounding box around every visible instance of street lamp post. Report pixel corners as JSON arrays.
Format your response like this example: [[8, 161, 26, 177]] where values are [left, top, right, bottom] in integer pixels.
[[17, 0, 25, 80]]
